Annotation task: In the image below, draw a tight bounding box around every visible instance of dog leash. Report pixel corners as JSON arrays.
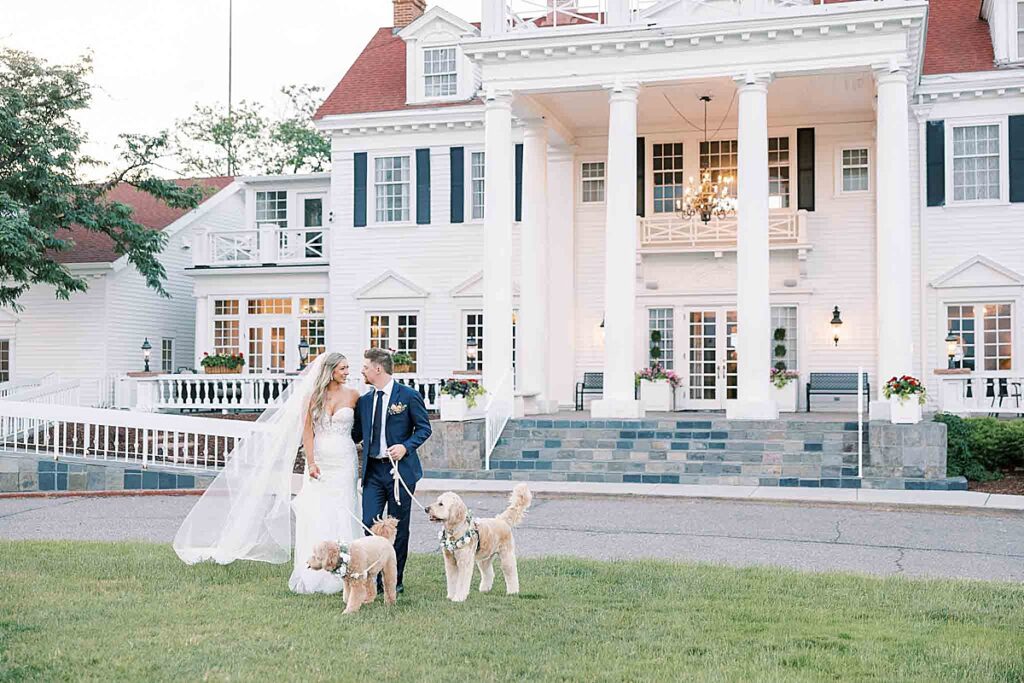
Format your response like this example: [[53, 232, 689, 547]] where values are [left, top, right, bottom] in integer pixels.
[[387, 455, 428, 512]]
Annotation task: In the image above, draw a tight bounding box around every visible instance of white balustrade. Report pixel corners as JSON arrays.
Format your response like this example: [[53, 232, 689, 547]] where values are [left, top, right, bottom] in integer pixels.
[[936, 373, 1024, 416], [3, 381, 80, 407], [638, 209, 807, 252], [0, 400, 262, 471], [484, 372, 515, 469], [136, 374, 297, 412], [394, 377, 445, 411], [198, 226, 330, 266]]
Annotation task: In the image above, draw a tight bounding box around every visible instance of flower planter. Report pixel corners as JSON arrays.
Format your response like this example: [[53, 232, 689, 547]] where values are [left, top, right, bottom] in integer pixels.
[[203, 366, 243, 375], [771, 381, 798, 413], [640, 379, 673, 412], [439, 395, 484, 422], [889, 397, 922, 425], [393, 364, 413, 374]]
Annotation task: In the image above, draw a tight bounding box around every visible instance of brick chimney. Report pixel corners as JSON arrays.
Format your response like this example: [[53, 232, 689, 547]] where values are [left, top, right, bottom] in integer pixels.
[[393, 0, 426, 28]]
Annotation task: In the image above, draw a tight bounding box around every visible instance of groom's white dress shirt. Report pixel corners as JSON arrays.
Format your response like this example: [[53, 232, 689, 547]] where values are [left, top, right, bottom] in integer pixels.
[[372, 379, 395, 459]]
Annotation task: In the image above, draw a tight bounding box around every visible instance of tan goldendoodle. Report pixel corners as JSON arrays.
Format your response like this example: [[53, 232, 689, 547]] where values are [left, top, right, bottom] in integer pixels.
[[308, 516, 399, 614], [425, 483, 532, 602]]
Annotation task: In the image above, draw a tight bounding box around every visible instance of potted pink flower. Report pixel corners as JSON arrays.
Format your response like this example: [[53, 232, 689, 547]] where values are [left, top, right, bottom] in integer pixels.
[[635, 365, 680, 412], [770, 368, 800, 412]]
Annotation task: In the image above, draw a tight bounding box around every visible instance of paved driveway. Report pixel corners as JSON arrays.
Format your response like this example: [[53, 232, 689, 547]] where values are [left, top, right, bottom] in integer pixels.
[[1, 493, 1022, 582]]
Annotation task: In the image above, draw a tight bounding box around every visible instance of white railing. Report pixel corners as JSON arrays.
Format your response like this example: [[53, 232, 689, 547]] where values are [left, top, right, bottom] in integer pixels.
[[489, 0, 823, 34], [0, 373, 60, 399], [134, 374, 298, 412], [638, 209, 807, 251], [193, 224, 330, 266], [483, 372, 515, 469], [93, 375, 118, 408], [395, 377, 445, 411], [0, 400, 261, 471], [936, 372, 1024, 416], [5, 381, 81, 407]]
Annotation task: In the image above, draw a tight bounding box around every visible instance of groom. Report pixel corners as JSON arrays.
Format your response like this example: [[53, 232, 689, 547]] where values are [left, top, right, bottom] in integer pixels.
[[353, 347, 432, 594]]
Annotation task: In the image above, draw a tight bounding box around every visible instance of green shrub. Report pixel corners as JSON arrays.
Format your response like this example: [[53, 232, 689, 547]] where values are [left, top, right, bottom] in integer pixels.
[[933, 413, 1024, 481]]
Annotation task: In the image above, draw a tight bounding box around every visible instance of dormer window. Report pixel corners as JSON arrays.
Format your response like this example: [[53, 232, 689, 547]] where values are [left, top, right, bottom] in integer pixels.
[[424, 47, 457, 98]]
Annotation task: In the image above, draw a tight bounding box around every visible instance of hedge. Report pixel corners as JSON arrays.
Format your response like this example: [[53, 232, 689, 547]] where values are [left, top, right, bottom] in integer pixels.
[[933, 413, 1024, 481]]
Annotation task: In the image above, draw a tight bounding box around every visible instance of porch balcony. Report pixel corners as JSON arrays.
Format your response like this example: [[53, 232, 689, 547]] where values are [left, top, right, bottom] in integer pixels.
[[191, 223, 329, 268], [638, 208, 809, 257]]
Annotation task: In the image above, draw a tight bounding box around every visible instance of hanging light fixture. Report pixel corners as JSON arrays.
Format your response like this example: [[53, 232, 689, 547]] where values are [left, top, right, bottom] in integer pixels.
[[676, 96, 736, 224]]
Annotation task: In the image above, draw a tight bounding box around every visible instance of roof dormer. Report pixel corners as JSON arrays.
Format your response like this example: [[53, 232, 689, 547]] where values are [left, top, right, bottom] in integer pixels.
[[398, 6, 479, 106], [982, 0, 1024, 65]]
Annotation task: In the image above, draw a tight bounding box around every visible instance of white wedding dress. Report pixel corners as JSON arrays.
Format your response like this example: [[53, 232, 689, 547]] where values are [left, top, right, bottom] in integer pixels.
[[289, 406, 363, 594]]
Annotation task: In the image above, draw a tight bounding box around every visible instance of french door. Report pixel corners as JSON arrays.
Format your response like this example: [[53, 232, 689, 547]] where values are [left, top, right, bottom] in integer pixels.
[[684, 308, 738, 410], [247, 323, 287, 374]]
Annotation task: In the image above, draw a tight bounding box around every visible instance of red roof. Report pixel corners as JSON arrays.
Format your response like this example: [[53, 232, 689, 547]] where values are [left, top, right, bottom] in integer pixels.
[[54, 177, 234, 264], [923, 0, 995, 75], [318, 1, 995, 119]]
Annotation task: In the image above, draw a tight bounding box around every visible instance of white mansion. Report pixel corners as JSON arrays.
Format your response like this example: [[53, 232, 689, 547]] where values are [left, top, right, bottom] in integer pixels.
[[176, 0, 1024, 421]]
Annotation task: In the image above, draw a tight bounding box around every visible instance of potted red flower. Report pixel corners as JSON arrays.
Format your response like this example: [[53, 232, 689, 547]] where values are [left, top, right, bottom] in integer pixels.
[[883, 375, 926, 424], [438, 378, 487, 421]]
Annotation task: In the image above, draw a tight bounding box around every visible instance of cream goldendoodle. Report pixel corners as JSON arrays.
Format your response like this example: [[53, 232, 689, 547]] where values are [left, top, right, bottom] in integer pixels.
[[308, 516, 399, 614], [425, 483, 532, 602]]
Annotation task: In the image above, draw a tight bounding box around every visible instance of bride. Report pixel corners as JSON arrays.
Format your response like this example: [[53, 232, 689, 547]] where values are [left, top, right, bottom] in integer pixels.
[[173, 352, 363, 595]]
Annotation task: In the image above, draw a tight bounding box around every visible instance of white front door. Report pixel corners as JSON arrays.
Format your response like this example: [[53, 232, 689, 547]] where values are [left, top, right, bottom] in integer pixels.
[[247, 323, 287, 374], [683, 308, 738, 410]]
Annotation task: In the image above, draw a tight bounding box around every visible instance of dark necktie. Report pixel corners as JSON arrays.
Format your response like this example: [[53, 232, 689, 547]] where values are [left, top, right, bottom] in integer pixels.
[[368, 390, 384, 458]]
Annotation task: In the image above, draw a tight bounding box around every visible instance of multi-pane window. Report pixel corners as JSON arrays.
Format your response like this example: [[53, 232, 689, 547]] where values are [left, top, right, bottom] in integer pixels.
[[161, 338, 174, 373], [581, 162, 606, 203], [952, 125, 1000, 201], [946, 303, 1013, 371], [841, 148, 870, 193], [465, 312, 484, 372], [0, 339, 9, 383], [424, 47, 457, 98], [368, 312, 418, 372], [767, 137, 790, 208], [946, 305, 977, 371], [471, 151, 486, 220], [648, 308, 674, 370], [213, 299, 240, 355], [770, 306, 798, 372], [653, 143, 684, 213], [299, 297, 326, 362], [247, 298, 292, 315], [375, 156, 411, 223], [700, 139, 738, 187], [302, 197, 325, 259], [256, 191, 287, 228]]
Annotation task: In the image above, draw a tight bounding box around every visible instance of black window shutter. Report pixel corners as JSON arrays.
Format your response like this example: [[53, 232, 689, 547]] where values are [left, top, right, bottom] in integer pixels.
[[926, 120, 945, 207], [353, 152, 367, 227], [636, 137, 645, 217], [515, 143, 524, 222], [416, 148, 431, 225], [450, 147, 465, 223], [796, 128, 815, 211], [1009, 115, 1024, 203]]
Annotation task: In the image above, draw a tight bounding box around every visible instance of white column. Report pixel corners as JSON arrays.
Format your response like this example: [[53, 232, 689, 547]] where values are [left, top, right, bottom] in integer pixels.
[[606, 0, 631, 25], [874, 66, 914, 413], [592, 83, 644, 419], [483, 91, 515, 400], [518, 119, 555, 414], [481, 0, 506, 36], [546, 149, 576, 407], [727, 73, 778, 420]]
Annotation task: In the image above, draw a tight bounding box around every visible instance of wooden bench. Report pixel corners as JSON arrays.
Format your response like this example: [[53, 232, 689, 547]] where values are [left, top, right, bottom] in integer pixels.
[[575, 372, 603, 411], [806, 372, 870, 412]]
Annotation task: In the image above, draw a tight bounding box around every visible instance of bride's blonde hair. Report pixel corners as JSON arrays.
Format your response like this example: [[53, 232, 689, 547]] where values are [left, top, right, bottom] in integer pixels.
[[309, 352, 347, 423]]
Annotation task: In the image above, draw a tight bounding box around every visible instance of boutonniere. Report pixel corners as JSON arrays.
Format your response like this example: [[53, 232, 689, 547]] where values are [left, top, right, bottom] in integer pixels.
[[388, 402, 407, 416]]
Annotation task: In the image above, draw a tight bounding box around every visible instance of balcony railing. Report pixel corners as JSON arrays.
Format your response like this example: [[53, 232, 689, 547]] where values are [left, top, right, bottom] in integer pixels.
[[935, 372, 1024, 416], [638, 209, 808, 254], [487, 0, 822, 35], [192, 223, 329, 267]]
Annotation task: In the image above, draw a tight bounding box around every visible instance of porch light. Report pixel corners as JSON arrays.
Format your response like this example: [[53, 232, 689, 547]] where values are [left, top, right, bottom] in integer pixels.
[[676, 96, 736, 224], [467, 337, 479, 362], [141, 338, 152, 372], [298, 337, 310, 370], [830, 307, 843, 347], [945, 331, 962, 369]]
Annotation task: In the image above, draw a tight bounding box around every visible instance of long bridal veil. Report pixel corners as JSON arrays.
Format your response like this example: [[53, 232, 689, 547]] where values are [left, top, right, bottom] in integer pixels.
[[173, 354, 328, 565]]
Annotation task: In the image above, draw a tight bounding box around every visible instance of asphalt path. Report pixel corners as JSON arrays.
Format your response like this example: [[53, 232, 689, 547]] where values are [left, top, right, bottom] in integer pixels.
[[2, 493, 1022, 582]]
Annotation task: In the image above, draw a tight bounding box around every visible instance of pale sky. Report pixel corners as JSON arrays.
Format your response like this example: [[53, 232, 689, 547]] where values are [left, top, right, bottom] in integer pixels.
[[2, 0, 481, 177]]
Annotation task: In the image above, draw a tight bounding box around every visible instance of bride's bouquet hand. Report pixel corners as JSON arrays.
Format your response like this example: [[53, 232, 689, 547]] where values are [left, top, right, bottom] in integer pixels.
[[308, 463, 321, 480]]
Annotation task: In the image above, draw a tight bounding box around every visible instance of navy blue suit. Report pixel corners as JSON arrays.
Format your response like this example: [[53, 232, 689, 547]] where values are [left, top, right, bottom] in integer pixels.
[[352, 381, 431, 587]]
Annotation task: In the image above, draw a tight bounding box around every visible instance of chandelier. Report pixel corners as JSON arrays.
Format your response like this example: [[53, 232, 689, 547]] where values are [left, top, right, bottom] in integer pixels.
[[676, 96, 736, 224]]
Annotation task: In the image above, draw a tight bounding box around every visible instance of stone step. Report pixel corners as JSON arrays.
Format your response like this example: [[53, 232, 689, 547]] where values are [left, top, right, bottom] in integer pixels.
[[421, 467, 967, 491], [509, 418, 865, 433], [486, 458, 862, 477]]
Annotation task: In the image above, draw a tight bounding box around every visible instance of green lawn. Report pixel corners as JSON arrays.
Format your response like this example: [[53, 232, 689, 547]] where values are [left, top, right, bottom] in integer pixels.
[[2, 542, 1023, 682]]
